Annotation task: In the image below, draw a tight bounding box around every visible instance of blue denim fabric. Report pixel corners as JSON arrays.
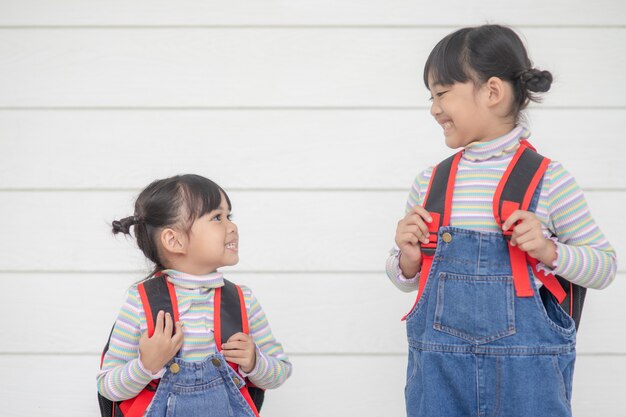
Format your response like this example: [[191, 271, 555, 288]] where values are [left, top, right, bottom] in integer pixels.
[[146, 353, 256, 417], [405, 188, 576, 417]]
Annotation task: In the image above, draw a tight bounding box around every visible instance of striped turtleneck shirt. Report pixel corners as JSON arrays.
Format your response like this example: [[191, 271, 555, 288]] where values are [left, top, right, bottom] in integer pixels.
[[97, 269, 292, 404], [386, 126, 617, 292]]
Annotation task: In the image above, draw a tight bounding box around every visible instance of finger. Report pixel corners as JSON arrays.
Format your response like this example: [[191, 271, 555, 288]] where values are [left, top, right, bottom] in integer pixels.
[[416, 221, 430, 244], [163, 312, 174, 337], [398, 232, 419, 247], [222, 355, 245, 366], [226, 332, 249, 343], [171, 322, 184, 345], [222, 341, 250, 351], [410, 206, 433, 223], [503, 210, 534, 231], [222, 348, 248, 358], [153, 310, 165, 336], [510, 220, 534, 236]]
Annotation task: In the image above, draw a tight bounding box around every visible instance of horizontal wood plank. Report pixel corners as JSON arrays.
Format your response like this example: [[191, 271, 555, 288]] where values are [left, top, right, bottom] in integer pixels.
[[0, 28, 624, 107], [0, 354, 623, 416], [0, 190, 620, 272], [0, 272, 622, 355], [0, 0, 624, 26], [1, 109, 624, 190]]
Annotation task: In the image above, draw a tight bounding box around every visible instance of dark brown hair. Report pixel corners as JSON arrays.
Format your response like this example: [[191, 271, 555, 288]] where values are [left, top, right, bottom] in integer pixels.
[[424, 24, 553, 121], [112, 174, 231, 277]]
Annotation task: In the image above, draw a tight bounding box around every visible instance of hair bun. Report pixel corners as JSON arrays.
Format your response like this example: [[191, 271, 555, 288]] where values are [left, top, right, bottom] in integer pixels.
[[519, 68, 553, 93], [112, 215, 138, 235]]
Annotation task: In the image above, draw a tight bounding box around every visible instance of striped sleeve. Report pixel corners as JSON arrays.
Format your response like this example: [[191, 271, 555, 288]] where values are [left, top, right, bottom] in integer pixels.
[[540, 161, 617, 289], [385, 168, 433, 292], [238, 285, 292, 389], [96, 286, 158, 401]]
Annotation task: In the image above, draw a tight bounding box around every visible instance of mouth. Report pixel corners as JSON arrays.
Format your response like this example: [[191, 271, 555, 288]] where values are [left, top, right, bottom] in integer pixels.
[[225, 241, 238, 252], [438, 119, 454, 134]]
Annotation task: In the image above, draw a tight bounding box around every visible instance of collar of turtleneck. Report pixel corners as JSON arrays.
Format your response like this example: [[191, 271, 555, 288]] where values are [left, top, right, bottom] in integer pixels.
[[161, 269, 225, 290], [462, 125, 530, 162]]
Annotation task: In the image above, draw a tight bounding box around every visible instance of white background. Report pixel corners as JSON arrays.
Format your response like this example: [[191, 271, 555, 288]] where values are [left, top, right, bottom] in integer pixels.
[[0, 1, 625, 416]]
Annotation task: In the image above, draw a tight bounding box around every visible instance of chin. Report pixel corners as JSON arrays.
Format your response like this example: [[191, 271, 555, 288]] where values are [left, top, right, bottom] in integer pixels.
[[224, 256, 239, 266]]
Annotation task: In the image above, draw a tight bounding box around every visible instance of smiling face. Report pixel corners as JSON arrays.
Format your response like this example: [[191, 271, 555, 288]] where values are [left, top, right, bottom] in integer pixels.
[[183, 192, 239, 273], [428, 75, 518, 149], [428, 79, 492, 149]]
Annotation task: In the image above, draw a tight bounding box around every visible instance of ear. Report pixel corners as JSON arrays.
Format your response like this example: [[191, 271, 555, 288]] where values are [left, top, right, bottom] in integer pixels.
[[484, 76, 508, 107], [160, 227, 187, 256]]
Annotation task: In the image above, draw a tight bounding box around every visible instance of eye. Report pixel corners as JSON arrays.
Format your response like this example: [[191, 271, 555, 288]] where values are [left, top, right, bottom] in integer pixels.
[[210, 213, 233, 222], [436, 90, 448, 98]]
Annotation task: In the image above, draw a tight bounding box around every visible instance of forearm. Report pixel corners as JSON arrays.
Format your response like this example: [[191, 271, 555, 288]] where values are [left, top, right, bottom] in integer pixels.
[[241, 345, 292, 389], [386, 248, 419, 292], [97, 356, 158, 401]]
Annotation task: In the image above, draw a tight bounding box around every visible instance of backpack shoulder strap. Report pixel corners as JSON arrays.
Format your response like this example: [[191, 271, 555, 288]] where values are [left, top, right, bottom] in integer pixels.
[[214, 279, 248, 348], [214, 280, 263, 416], [99, 274, 178, 417], [137, 274, 180, 337], [493, 141, 586, 329], [493, 140, 551, 229], [422, 151, 463, 244], [401, 151, 462, 321]]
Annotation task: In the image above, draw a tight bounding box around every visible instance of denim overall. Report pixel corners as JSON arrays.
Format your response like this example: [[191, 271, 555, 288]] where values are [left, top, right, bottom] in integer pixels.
[[146, 353, 257, 417], [404, 187, 576, 417]]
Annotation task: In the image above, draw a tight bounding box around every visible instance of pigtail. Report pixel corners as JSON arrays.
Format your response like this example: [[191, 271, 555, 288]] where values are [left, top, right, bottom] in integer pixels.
[[112, 215, 139, 235]]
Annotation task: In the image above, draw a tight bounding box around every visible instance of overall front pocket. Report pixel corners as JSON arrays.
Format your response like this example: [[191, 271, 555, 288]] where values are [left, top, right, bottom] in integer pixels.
[[433, 273, 516, 344]]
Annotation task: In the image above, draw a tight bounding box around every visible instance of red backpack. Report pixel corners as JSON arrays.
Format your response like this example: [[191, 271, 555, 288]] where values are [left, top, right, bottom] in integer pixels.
[[98, 274, 265, 417], [402, 141, 586, 329]]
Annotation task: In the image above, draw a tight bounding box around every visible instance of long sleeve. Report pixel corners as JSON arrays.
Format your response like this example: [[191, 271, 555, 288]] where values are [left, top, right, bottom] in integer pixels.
[[537, 161, 617, 289], [385, 168, 433, 292], [97, 286, 157, 401], [239, 285, 293, 389]]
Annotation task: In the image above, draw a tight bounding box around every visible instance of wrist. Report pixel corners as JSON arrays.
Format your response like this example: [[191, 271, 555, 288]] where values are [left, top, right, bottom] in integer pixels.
[[539, 238, 557, 266], [399, 251, 421, 278], [240, 346, 258, 374]]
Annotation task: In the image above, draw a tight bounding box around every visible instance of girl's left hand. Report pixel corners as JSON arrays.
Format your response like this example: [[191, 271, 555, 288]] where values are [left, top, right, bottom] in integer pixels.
[[222, 332, 257, 373], [502, 210, 557, 266]]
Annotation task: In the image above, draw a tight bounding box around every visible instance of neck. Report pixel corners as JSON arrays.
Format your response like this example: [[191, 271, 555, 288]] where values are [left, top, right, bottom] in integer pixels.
[[474, 119, 516, 144], [164, 259, 219, 276]]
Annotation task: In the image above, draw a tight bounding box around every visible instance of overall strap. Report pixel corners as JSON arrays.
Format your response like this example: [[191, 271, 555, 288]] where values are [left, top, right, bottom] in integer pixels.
[[401, 151, 462, 321], [492, 141, 567, 303], [214, 280, 262, 417]]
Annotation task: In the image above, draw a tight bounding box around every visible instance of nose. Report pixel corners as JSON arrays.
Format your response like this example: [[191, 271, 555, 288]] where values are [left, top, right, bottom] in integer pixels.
[[227, 219, 238, 234], [430, 100, 442, 117]]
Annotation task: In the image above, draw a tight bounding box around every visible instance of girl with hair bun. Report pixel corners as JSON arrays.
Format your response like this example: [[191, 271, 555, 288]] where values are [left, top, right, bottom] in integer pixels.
[[386, 25, 616, 417], [98, 174, 292, 416]]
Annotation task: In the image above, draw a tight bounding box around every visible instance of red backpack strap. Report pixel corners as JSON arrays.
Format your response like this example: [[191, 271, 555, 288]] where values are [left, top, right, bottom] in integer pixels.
[[118, 274, 179, 417], [215, 280, 262, 417], [492, 142, 568, 303], [137, 273, 180, 337], [401, 151, 462, 321]]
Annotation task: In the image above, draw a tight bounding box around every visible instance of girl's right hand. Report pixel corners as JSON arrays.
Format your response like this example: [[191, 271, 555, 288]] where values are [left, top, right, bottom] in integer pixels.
[[394, 206, 433, 278], [139, 311, 184, 374]]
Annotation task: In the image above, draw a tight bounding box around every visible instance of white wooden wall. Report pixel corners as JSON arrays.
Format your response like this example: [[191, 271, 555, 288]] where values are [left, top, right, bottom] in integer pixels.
[[1, 1, 624, 416]]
